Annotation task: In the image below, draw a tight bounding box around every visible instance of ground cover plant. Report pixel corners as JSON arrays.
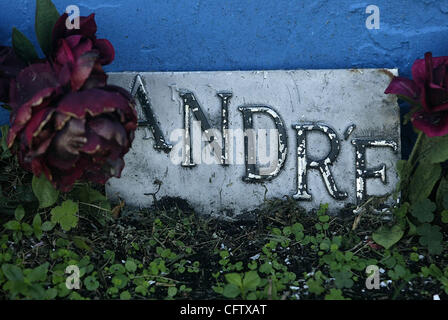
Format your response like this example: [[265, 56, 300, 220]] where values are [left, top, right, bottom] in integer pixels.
[[1, 129, 448, 300]]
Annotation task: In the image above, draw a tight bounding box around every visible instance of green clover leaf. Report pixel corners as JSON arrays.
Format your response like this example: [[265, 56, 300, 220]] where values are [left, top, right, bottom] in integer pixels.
[[388, 264, 407, 281], [125, 260, 137, 273], [112, 274, 129, 289], [332, 271, 354, 289], [167, 286, 178, 297], [441, 210, 448, 224], [50, 200, 79, 231], [84, 275, 99, 291], [120, 290, 131, 300], [306, 278, 325, 295], [411, 198, 436, 223], [325, 288, 350, 300], [417, 223, 443, 255]]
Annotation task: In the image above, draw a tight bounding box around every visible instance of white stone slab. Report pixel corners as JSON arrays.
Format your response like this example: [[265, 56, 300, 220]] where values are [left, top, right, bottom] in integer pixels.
[[106, 69, 401, 217]]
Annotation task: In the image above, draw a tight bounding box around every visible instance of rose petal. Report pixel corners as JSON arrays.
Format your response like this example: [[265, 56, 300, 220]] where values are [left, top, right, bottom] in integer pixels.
[[56, 63, 71, 86], [88, 116, 128, 147], [46, 149, 79, 170], [425, 86, 448, 112], [71, 51, 99, 91], [94, 39, 115, 65], [30, 130, 56, 157], [52, 13, 70, 49], [11, 62, 61, 108], [81, 64, 108, 89], [412, 52, 448, 87], [24, 107, 55, 147], [64, 34, 82, 48], [412, 110, 448, 137], [433, 63, 447, 87], [52, 13, 97, 46], [50, 117, 86, 160], [57, 87, 135, 120], [83, 163, 109, 184], [384, 77, 420, 101], [80, 128, 103, 154], [7, 87, 57, 147], [31, 159, 53, 181], [76, 14, 98, 38], [54, 164, 85, 192], [72, 37, 93, 60], [55, 39, 75, 65]]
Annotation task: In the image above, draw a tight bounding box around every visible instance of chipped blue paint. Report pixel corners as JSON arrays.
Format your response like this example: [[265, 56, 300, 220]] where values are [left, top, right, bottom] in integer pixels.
[[1, 0, 448, 147]]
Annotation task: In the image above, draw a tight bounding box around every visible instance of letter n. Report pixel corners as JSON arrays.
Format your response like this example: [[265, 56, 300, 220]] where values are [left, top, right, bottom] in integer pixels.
[[179, 91, 232, 167]]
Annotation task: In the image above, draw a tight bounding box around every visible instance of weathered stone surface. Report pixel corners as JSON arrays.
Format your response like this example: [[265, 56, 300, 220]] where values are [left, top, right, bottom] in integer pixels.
[[106, 69, 401, 217]]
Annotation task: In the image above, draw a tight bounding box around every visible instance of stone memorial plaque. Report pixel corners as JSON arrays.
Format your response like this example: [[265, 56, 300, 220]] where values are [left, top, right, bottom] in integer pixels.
[[106, 69, 401, 217]]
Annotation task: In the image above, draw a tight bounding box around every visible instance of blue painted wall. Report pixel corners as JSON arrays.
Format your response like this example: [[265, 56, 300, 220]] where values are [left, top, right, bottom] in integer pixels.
[[2, 0, 448, 149]]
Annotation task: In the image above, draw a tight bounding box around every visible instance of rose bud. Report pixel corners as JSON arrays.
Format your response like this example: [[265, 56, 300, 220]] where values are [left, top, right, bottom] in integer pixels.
[[385, 52, 448, 137], [52, 13, 114, 66]]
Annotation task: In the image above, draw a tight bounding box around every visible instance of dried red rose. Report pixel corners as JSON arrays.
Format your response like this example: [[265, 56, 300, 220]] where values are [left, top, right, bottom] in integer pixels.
[[385, 52, 448, 137], [6, 14, 137, 192], [52, 13, 114, 66]]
